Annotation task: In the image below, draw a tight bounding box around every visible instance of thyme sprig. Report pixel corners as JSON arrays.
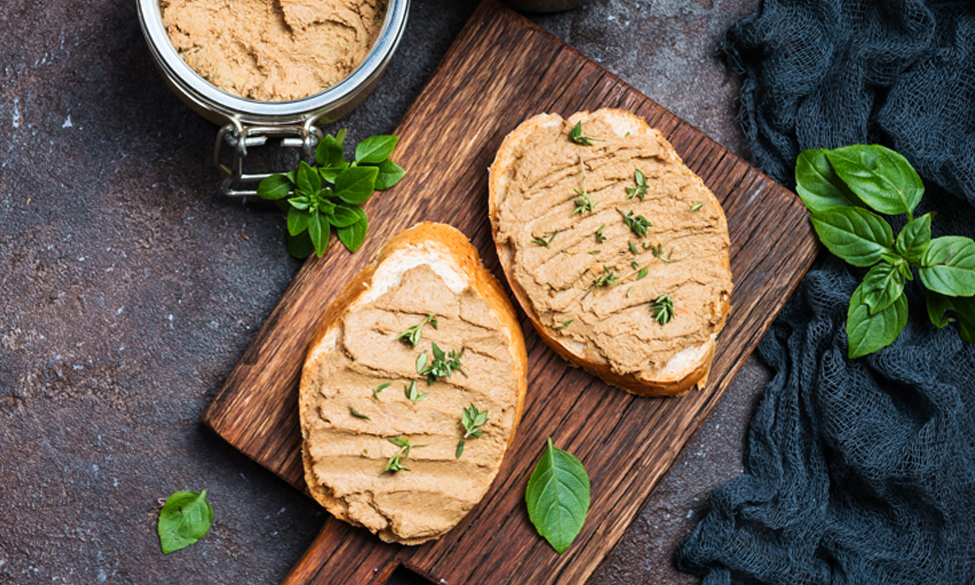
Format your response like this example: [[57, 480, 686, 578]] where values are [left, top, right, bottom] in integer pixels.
[[594, 266, 619, 288], [595, 224, 607, 243], [626, 169, 648, 201], [620, 209, 652, 238], [569, 121, 595, 146], [532, 230, 559, 247], [651, 294, 674, 324], [456, 403, 489, 458], [384, 437, 423, 474], [404, 380, 427, 404], [396, 314, 438, 348], [419, 342, 465, 383]]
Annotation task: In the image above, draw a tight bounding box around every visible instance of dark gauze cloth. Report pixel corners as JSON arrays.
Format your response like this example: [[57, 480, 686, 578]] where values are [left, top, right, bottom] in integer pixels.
[[677, 1, 975, 584]]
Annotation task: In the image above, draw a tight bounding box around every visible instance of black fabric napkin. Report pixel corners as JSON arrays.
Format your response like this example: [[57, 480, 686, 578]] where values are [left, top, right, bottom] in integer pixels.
[[677, 1, 975, 583]]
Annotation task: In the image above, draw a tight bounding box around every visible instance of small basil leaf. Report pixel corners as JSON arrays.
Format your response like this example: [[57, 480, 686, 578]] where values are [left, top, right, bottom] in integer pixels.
[[918, 236, 975, 296], [287, 207, 312, 236], [355, 135, 399, 164], [296, 160, 322, 195], [328, 204, 360, 228], [318, 197, 336, 216], [315, 133, 345, 168], [794, 149, 862, 213], [525, 437, 590, 554], [372, 159, 405, 191], [826, 145, 924, 217], [895, 213, 932, 264], [288, 198, 311, 211], [810, 206, 895, 267], [158, 490, 213, 555], [846, 283, 908, 359], [926, 293, 975, 343], [286, 231, 314, 259], [257, 174, 293, 201], [307, 213, 330, 258], [337, 214, 368, 253], [861, 262, 906, 315], [334, 166, 380, 205], [319, 161, 350, 183]]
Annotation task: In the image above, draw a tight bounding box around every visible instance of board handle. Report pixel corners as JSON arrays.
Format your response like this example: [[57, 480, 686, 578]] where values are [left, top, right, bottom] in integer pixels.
[[280, 517, 405, 585]]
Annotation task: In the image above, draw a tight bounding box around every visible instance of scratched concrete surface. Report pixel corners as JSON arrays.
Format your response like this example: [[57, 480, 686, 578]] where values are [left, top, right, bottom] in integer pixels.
[[0, 0, 762, 583]]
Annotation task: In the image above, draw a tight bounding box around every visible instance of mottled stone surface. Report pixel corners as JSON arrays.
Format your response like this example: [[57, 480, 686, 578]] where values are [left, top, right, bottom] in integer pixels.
[[0, 0, 764, 583]]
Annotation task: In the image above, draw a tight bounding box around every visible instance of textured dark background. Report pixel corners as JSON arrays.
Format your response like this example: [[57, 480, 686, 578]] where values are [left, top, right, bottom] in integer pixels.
[[0, 0, 763, 583]]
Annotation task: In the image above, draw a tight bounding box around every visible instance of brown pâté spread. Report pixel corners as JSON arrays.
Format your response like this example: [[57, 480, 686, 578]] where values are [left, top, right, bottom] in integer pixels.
[[494, 111, 733, 379], [300, 263, 519, 544], [161, 0, 387, 101]]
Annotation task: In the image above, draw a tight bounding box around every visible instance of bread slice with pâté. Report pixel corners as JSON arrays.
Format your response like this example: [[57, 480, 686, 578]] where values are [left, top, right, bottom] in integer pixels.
[[488, 108, 733, 397]]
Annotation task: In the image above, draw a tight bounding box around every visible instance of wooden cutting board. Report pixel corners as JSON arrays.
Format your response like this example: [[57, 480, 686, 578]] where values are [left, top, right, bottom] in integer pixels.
[[203, 1, 819, 583]]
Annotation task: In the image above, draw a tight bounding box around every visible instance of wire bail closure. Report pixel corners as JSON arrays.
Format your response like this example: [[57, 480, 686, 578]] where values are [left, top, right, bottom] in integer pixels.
[[214, 119, 325, 197]]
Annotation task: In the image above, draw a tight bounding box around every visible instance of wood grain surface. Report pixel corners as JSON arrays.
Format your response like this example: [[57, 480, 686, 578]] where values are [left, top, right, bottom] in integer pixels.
[[203, 1, 819, 583]]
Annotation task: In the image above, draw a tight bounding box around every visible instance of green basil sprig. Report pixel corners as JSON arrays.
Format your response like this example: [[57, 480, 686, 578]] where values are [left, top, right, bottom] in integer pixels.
[[157, 490, 213, 554], [257, 130, 405, 258], [525, 437, 590, 554], [795, 144, 975, 358]]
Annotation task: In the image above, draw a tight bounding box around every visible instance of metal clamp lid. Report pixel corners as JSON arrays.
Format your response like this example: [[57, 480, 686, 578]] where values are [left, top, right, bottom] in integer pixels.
[[213, 119, 324, 197]]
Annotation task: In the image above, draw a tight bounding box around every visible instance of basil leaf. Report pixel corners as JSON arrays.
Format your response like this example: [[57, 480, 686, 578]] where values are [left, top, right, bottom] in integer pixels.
[[296, 161, 322, 195], [860, 261, 906, 315], [319, 161, 350, 184], [334, 166, 380, 205], [287, 207, 312, 236], [337, 212, 368, 253], [810, 207, 894, 267], [307, 213, 330, 258], [918, 236, 975, 296], [328, 204, 360, 228], [525, 437, 590, 554], [287, 231, 315, 259], [794, 149, 862, 213], [926, 293, 975, 343], [158, 490, 213, 554], [288, 197, 311, 211], [895, 212, 932, 264], [355, 135, 398, 164], [315, 133, 345, 168], [846, 283, 908, 359], [257, 174, 293, 201], [372, 159, 405, 191], [826, 145, 924, 217]]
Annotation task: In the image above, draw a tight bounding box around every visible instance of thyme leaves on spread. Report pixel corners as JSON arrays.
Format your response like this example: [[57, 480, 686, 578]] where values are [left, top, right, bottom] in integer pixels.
[[456, 403, 489, 459], [651, 294, 674, 324], [637, 267, 648, 280], [396, 313, 438, 348], [554, 319, 574, 330], [620, 209, 652, 238], [628, 241, 639, 255], [594, 266, 619, 288], [532, 230, 559, 247], [419, 342, 464, 383], [350, 406, 371, 420], [691, 201, 703, 211], [384, 437, 423, 474], [573, 191, 597, 215], [404, 380, 427, 404], [372, 382, 390, 400], [626, 169, 648, 201], [569, 121, 595, 146], [595, 224, 607, 243], [646, 242, 689, 264]]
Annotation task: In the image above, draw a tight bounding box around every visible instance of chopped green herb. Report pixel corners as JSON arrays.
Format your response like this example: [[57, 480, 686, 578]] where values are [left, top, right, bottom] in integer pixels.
[[626, 286, 634, 298], [595, 224, 607, 243], [419, 342, 464, 383], [532, 230, 559, 247], [456, 403, 489, 458], [404, 380, 427, 404], [554, 319, 574, 330], [626, 169, 648, 201], [637, 267, 648, 280], [630, 260, 640, 271], [396, 314, 438, 348], [588, 249, 601, 255], [690, 201, 703, 211], [651, 294, 674, 324], [384, 437, 422, 474], [372, 382, 390, 400], [350, 406, 371, 420], [415, 352, 428, 373], [628, 241, 639, 255], [620, 209, 652, 238], [594, 266, 619, 288], [573, 191, 597, 215], [569, 121, 595, 146]]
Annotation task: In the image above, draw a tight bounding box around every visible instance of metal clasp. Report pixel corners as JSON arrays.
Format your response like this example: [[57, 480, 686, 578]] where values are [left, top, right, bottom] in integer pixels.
[[213, 119, 324, 197]]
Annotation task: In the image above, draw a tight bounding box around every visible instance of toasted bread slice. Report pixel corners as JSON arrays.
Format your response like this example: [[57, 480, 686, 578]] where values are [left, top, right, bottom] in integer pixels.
[[299, 223, 527, 545], [489, 109, 732, 397]]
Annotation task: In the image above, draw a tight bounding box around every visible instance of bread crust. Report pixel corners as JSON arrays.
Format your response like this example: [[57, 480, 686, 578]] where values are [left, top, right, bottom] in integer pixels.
[[488, 109, 732, 397], [298, 222, 528, 544]]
